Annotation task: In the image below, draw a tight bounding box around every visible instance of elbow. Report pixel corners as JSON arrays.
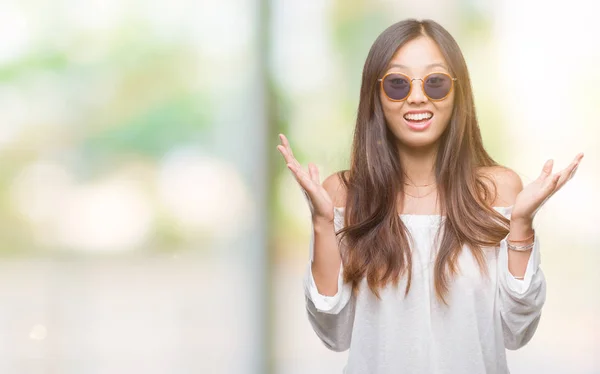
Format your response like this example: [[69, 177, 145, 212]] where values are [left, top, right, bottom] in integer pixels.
[[504, 336, 530, 351], [503, 313, 542, 350], [504, 335, 533, 351], [308, 313, 352, 352], [312, 320, 352, 352], [323, 339, 351, 352], [305, 297, 355, 353]]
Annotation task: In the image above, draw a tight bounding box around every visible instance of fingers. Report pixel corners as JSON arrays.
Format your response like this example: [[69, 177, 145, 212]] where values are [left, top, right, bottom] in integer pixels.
[[277, 134, 318, 194], [550, 152, 584, 192], [279, 133, 295, 159], [543, 172, 561, 199], [556, 153, 582, 187], [276, 134, 302, 170], [308, 163, 320, 185], [286, 162, 314, 193], [544, 152, 584, 197], [569, 164, 579, 180], [276, 143, 294, 164], [538, 159, 554, 180], [568, 153, 584, 181]]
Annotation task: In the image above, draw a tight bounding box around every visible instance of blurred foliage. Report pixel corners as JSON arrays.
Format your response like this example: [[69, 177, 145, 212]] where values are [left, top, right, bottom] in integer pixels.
[[0, 13, 215, 255], [81, 92, 210, 173]]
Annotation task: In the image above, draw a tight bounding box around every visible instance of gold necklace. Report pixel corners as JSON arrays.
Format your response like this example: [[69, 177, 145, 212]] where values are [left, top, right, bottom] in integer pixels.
[[402, 173, 436, 188], [404, 186, 437, 199], [403, 181, 436, 187]]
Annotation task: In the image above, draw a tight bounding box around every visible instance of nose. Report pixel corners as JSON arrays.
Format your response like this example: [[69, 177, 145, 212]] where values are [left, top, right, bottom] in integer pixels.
[[407, 79, 427, 104]]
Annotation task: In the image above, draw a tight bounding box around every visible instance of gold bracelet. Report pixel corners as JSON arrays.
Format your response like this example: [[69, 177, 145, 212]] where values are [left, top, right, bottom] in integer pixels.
[[507, 230, 535, 243], [507, 241, 534, 251]]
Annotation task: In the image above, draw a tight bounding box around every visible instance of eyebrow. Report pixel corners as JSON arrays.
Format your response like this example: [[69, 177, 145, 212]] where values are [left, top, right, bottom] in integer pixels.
[[388, 62, 449, 71]]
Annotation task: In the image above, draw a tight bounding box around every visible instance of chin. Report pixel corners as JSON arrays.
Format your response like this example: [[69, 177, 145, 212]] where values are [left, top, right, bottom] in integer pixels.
[[400, 136, 440, 149], [395, 126, 444, 149]]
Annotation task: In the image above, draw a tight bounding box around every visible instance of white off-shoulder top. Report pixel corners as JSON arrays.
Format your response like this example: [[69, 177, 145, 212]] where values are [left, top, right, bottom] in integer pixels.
[[304, 206, 546, 374]]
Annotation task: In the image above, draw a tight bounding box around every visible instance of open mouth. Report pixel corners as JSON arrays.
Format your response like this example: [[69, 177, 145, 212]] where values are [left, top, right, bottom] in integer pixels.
[[402, 111, 433, 131], [403, 111, 433, 123]]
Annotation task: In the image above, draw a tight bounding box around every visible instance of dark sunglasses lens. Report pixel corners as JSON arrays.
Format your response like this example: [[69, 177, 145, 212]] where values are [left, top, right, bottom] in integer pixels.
[[424, 73, 452, 100], [383, 74, 410, 100]]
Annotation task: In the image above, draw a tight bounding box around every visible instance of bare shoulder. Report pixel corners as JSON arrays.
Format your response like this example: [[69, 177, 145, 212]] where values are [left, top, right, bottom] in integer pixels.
[[322, 170, 349, 208], [477, 165, 523, 207]]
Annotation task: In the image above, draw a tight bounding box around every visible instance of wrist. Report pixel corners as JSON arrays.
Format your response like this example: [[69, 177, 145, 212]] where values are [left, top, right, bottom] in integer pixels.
[[510, 217, 533, 230], [510, 212, 533, 226], [509, 217, 534, 241], [312, 216, 335, 230]]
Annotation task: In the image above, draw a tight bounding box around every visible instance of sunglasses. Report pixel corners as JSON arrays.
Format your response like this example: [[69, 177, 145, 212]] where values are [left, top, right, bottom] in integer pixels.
[[377, 72, 457, 102]]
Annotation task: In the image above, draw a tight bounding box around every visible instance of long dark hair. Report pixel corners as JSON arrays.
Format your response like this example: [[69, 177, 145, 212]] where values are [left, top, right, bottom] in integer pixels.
[[337, 19, 509, 305]]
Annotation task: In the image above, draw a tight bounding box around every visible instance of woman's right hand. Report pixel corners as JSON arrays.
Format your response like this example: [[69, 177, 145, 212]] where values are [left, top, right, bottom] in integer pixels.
[[276, 133, 334, 224]]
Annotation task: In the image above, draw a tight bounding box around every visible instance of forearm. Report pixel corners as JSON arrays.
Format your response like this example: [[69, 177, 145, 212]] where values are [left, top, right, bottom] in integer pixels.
[[507, 218, 535, 277], [499, 217, 546, 349], [311, 217, 343, 296]]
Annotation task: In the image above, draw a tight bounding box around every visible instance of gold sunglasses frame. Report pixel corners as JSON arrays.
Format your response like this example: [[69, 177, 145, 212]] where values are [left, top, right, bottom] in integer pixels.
[[377, 72, 458, 102]]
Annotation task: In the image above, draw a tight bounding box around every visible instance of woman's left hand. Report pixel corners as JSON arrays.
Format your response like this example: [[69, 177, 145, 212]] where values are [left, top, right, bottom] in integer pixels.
[[511, 153, 584, 222]]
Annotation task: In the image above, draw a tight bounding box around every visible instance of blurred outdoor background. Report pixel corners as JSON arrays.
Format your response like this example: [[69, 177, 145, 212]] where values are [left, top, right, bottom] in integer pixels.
[[0, 0, 598, 373]]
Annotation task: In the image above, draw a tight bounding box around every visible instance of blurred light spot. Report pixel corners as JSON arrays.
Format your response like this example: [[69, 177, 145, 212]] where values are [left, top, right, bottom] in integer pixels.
[[158, 149, 251, 237], [12, 163, 154, 251], [272, 1, 334, 94], [0, 71, 77, 147], [11, 161, 73, 223], [194, 0, 252, 59], [0, 3, 31, 63], [55, 177, 154, 252], [64, 0, 124, 32], [0, 86, 27, 148], [29, 324, 47, 341]]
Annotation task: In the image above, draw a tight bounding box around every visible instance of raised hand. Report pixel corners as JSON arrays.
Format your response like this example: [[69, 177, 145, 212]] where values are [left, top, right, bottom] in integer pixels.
[[276, 134, 334, 223], [512, 153, 584, 222]]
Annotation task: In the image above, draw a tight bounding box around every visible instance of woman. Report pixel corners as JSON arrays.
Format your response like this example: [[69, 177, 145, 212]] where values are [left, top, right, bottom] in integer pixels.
[[276, 19, 582, 373]]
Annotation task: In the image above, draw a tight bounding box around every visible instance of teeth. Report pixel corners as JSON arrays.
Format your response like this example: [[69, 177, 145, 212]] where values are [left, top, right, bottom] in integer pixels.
[[404, 112, 432, 121]]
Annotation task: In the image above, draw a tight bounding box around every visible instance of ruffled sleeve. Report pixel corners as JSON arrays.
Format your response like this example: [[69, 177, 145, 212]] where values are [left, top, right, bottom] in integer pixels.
[[494, 205, 547, 350], [303, 207, 355, 352]]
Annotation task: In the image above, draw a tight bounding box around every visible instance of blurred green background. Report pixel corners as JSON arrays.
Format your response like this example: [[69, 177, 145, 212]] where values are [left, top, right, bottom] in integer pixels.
[[0, 0, 598, 373]]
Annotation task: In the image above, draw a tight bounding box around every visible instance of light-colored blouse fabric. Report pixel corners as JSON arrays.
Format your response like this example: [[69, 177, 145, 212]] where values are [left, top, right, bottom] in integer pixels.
[[304, 206, 546, 374]]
